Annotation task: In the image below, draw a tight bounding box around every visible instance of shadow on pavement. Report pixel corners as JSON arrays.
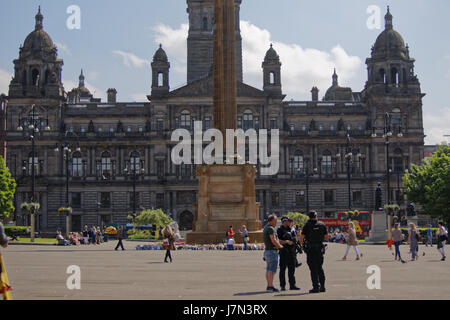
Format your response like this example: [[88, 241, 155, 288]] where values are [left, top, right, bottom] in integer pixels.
[[233, 291, 271, 296], [274, 292, 309, 297]]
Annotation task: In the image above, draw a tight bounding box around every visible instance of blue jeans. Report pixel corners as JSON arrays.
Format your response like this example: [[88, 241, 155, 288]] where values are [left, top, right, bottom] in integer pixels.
[[243, 240, 248, 250], [394, 241, 402, 260], [264, 250, 279, 274]]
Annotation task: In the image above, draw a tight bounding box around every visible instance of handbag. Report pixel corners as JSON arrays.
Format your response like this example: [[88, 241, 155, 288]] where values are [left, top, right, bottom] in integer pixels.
[[244, 236, 250, 242], [162, 238, 169, 246]]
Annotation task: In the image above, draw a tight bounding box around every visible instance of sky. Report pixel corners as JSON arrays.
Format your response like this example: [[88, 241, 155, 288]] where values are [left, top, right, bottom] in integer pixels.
[[0, 0, 449, 145]]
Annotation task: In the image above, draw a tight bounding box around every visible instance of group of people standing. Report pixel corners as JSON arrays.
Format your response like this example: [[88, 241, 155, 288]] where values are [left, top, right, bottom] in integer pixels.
[[263, 212, 328, 293]]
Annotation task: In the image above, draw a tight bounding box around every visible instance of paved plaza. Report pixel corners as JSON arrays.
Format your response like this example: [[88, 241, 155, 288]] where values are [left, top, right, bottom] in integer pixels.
[[2, 241, 449, 300]]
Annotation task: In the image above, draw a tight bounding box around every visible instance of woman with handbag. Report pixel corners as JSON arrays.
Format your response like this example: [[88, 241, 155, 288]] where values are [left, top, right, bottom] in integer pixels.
[[408, 223, 419, 261], [437, 221, 447, 261], [162, 225, 175, 263], [392, 223, 405, 263], [342, 221, 361, 261]]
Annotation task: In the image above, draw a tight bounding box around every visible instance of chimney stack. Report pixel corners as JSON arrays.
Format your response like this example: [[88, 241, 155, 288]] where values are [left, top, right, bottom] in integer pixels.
[[107, 88, 117, 103], [311, 87, 319, 101]]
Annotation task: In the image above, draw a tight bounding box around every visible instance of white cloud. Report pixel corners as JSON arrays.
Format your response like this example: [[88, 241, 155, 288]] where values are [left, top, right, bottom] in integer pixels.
[[152, 20, 363, 100], [0, 69, 12, 95], [54, 41, 71, 56], [153, 23, 189, 74], [240, 21, 363, 100], [424, 107, 450, 145], [112, 50, 150, 68]]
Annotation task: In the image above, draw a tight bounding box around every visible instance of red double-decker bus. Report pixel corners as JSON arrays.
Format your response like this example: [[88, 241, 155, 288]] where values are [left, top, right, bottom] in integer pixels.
[[320, 211, 372, 238]]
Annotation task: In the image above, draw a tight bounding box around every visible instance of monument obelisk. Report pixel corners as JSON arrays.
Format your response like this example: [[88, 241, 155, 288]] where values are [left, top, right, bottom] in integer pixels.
[[186, 0, 262, 244]]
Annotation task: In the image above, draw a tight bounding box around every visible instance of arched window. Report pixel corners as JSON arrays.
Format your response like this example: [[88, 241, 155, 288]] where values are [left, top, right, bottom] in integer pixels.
[[101, 151, 112, 178], [243, 110, 253, 130], [322, 150, 332, 174], [180, 110, 191, 130], [391, 67, 399, 86], [130, 151, 140, 171], [22, 70, 27, 86], [32, 69, 40, 86], [44, 70, 50, 85], [202, 17, 208, 31], [293, 150, 304, 174], [379, 68, 385, 84], [72, 152, 82, 177], [270, 72, 275, 85], [157, 72, 164, 87]]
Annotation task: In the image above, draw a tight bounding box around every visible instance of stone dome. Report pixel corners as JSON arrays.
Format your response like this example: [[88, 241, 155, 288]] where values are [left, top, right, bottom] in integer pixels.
[[264, 44, 279, 63], [153, 44, 168, 62], [372, 7, 407, 60], [23, 7, 55, 53]]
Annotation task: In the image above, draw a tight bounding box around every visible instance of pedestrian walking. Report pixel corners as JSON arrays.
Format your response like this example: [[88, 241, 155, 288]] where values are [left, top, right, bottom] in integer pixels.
[[115, 226, 125, 251], [300, 211, 329, 293], [342, 221, 361, 261], [426, 225, 433, 247], [277, 217, 299, 291], [392, 223, 405, 263], [437, 221, 448, 261], [239, 225, 249, 250], [263, 214, 283, 292], [408, 223, 419, 261], [162, 225, 175, 262]]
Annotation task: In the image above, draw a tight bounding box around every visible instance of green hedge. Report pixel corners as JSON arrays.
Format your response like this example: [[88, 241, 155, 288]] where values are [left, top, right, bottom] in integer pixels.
[[4, 226, 30, 237], [400, 228, 438, 239]]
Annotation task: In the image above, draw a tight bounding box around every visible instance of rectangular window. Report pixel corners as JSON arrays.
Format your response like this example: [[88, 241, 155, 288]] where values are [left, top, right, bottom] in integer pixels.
[[156, 193, 164, 209], [204, 117, 211, 130], [109, 127, 114, 133], [324, 190, 334, 205], [323, 212, 336, 219], [271, 192, 279, 207], [138, 125, 143, 133], [353, 191, 362, 204], [255, 117, 260, 130], [290, 124, 295, 131], [157, 119, 164, 132], [157, 161, 164, 178], [130, 192, 140, 208], [80, 126, 85, 133], [71, 193, 81, 208], [270, 118, 277, 129], [295, 191, 305, 206], [100, 192, 111, 208], [237, 117, 242, 129], [127, 126, 132, 133]]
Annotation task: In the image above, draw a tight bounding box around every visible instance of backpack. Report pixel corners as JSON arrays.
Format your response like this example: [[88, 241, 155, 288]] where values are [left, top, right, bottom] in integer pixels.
[[415, 231, 421, 242]]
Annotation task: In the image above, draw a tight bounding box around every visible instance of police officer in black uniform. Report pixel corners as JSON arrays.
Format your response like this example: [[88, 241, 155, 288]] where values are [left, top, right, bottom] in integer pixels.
[[277, 217, 300, 291], [300, 211, 329, 293]]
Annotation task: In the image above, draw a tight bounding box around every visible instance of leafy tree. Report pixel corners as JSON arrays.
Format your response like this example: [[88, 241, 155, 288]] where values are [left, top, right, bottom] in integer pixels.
[[0, 156, 16, 221], [403, 145, 450, 224], [286, 212, 309, 228], [134, 208, 172, 227]]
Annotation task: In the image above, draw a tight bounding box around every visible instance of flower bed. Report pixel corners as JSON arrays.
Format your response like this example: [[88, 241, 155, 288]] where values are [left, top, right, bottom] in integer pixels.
[[135, 243, 265, 251]]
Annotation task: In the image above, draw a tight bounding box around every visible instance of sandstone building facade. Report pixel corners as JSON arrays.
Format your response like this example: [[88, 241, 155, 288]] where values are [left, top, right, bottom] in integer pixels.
[[4, 3, 424, 233]]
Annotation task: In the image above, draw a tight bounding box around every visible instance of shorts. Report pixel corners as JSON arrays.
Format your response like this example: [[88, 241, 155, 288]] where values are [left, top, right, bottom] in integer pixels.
[[264, 250, 279, 274]]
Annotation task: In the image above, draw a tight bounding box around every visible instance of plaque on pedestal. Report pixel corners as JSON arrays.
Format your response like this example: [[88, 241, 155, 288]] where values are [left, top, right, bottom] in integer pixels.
[[369, 211, 388, 241]]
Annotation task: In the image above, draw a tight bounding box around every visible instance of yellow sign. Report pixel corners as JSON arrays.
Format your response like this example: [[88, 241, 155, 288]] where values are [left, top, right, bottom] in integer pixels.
[[352, 220, 363, 233], [0, 254, 13, 300]]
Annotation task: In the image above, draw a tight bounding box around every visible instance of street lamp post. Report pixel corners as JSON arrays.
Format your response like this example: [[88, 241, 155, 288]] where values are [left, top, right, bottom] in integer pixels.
[[17, 104, 50, 242], [55, 133, 81, 239], [124, 158, 145, 226], [299, 157, 317, 215]]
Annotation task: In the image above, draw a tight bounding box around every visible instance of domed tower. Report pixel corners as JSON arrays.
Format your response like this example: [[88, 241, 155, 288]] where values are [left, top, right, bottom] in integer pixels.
[[262, 44, 282, 97], [323, 69, 352, 101], [151, 44, 170, 97], [365, 6, 420, 95], [8, 7, 65, 101], [67, 70, 94, 103], [186, 0, 243, 84]]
